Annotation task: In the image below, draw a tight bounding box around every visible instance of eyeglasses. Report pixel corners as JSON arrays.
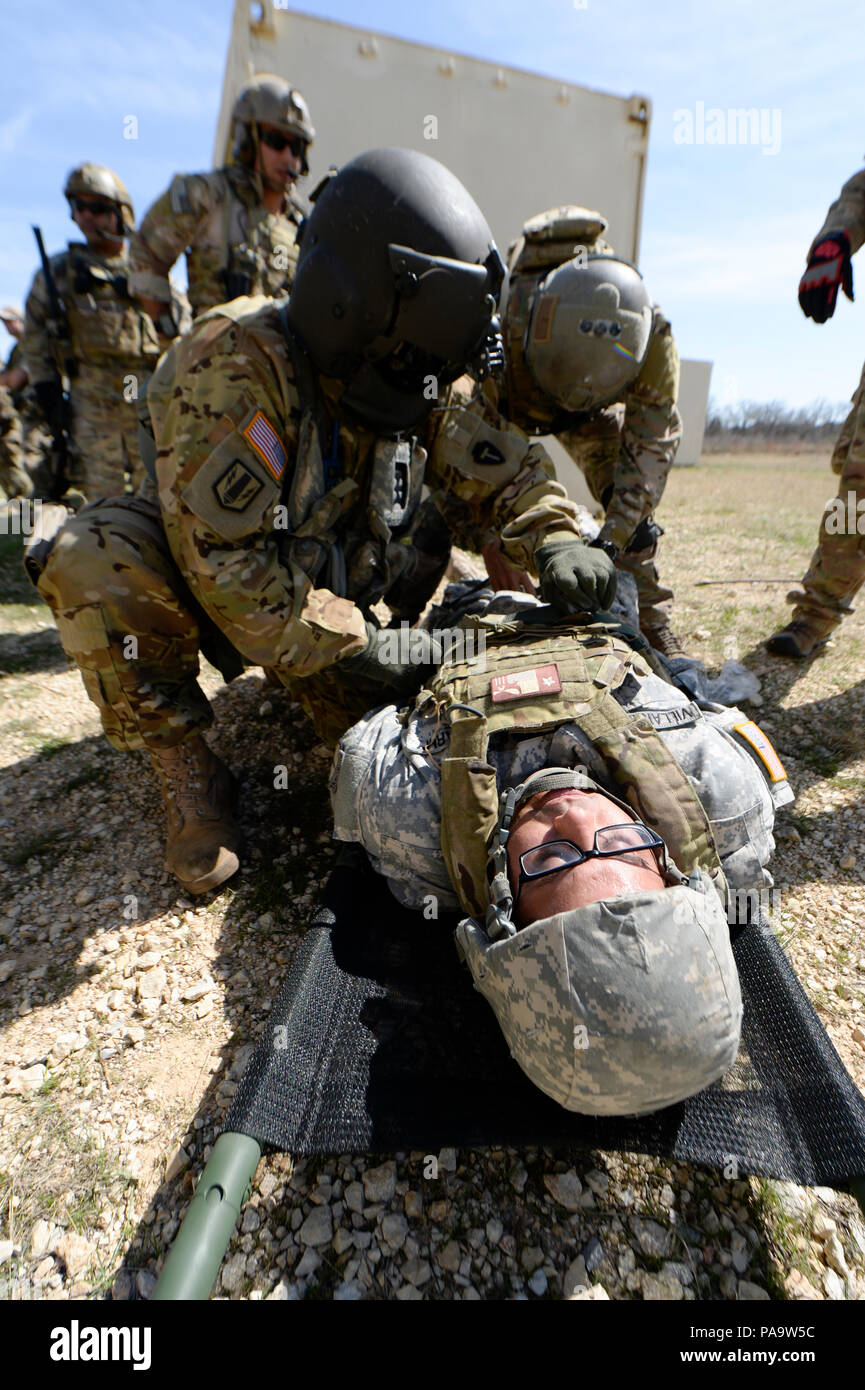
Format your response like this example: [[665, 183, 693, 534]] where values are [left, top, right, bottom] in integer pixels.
[[259, 128, 306, 157], [514, 823, 666, 904], [71, 197, 116, 217]]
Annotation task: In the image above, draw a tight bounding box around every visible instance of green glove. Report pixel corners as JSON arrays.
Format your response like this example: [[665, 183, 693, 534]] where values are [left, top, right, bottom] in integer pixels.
[[534, 538, 618, 613], [341, 621, 434, 698]]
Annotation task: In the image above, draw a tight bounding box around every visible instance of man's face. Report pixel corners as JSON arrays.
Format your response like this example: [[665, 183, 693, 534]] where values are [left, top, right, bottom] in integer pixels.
[[0, 315, 22, 340], [506, 787, 666, 925], [255, 122, 304, 192], [70, 197, 122, 251]]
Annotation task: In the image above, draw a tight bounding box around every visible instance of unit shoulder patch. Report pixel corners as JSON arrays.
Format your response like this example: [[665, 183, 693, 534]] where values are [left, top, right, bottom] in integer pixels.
[[213, 459, 264, 512]]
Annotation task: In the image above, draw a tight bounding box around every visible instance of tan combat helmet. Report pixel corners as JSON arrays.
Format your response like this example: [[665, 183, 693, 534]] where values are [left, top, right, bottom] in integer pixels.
[[522, 253, 653, 413], [63, 164, 135, 234], [230, 73, 315, 175]]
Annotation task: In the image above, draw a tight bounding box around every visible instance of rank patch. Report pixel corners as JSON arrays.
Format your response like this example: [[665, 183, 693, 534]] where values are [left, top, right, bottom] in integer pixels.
[[243, 410, 287, 482], [491, 664, 562, 703], [213, 459, 264, 512]]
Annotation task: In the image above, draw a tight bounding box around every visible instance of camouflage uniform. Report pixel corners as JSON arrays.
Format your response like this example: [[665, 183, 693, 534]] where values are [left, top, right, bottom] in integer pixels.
[[330, 602, 789, 913], [503, 209, 682, 635], [22, 242, 163, 497], [128, 166, 305, 320], [0, 343, 38, 499], [36, 296, 583, 749], [784, 169, 865, 636]]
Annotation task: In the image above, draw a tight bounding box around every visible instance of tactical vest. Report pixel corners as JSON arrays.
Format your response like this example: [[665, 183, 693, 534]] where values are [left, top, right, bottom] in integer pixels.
[[422, 613, 725, 918], [504, 207, 613, 433], [179, 169, 302, 314], [60, 245, 161, 373], [277, 320, 427, 611]]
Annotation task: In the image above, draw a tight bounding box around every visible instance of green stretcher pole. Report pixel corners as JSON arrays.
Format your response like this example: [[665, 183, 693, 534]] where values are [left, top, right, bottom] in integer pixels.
[[152, 1132, 262, 1301]]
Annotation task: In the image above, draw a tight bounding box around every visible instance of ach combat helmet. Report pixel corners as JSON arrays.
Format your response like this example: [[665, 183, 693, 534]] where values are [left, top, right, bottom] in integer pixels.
[[455, 768, 743, 1116], [64, 164, 135, 236], [518, 254, 653, 414], [230, 73, 315, 177]]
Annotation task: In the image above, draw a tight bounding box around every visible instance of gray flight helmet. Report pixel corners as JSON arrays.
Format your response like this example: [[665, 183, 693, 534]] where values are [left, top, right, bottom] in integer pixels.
[[455, 768, 742, 1116], [524, 254, 653, 413], [286, 148, 505, 435]]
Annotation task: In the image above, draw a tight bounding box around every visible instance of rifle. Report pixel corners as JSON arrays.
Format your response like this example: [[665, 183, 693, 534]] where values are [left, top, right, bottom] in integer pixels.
[[31, 226, 73, 500]]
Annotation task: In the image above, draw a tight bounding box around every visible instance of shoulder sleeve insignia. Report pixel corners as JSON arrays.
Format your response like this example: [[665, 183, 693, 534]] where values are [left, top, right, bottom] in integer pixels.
[[242, 410, 287, 482], [472, 439, 506, 466], [213, 459, 264, 512]]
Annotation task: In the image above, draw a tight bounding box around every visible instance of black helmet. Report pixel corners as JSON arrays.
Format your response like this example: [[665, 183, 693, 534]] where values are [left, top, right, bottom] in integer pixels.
[[286, 148, 505, 434]]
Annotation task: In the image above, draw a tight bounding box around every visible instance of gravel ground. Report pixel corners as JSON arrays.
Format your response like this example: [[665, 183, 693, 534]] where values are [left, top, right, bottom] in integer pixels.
[[1, 449, 864, 1303]]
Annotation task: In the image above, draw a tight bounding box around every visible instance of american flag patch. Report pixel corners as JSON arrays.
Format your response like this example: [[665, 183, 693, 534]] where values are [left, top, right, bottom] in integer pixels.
[[242, 411, 287, 483]]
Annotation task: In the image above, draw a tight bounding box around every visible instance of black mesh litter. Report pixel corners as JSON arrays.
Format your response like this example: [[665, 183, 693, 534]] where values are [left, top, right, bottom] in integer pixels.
[[226, 852, 865, 1186]]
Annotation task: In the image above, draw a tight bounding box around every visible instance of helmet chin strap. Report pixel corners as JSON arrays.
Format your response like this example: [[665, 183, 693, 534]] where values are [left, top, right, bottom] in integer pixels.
[[485, 767, 687, 941]]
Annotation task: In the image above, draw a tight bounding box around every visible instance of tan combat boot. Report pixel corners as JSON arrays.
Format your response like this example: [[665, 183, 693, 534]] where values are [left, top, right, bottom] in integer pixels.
[[641, 618, 690, 661], [147, 735, 240, 894], [765, 615, 833, 659]]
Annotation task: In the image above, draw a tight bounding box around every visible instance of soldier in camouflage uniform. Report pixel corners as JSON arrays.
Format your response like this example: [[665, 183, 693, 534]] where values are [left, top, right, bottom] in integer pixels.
[[767, 169, 865, 658], [32, 151, 615, 897], [0, 307, 44, 500], [22, 165, 172, 499], [129, 75, 313, 327], [331, 591, 792, 1114], [487, 207, 685, 658]]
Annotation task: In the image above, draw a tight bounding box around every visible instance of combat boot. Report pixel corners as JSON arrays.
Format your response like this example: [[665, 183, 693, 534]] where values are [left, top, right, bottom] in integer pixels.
[[641, 618, 690, 661], [147, 735, 240, 894], [765, 615, 833, 659]]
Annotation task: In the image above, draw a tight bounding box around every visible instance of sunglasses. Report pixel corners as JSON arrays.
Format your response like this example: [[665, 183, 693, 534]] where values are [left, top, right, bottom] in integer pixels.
[[258, 128, 306, 158], [71, 197, 116, 217], [514, 824, 666, 904]]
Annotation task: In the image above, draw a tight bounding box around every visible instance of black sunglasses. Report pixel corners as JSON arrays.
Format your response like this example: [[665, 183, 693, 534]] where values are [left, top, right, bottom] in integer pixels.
[[72, 197, 115, 217], [259, 128, 306, 157], [515, 824, 666, 904]]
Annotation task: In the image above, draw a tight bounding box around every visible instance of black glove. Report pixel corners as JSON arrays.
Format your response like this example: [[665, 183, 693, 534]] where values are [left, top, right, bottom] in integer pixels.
[[798, 230, 853, 323], [534, 538, 618, 614]]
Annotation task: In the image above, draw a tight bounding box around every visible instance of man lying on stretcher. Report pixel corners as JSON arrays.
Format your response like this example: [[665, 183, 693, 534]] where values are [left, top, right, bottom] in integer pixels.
[[329, 588, 794, 1117]]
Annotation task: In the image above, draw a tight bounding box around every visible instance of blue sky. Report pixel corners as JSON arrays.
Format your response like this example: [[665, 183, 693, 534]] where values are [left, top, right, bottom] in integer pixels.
[[2, 0, 864, 413]]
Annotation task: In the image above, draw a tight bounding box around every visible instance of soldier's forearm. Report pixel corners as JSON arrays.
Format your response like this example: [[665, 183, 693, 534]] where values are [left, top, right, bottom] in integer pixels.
[[494, 464, 583, 572], [814, 170, 865, 258]]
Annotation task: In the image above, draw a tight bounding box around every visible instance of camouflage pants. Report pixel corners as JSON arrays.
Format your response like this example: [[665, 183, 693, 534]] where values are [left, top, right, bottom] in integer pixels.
[[788, 360, 865, 629], [37, 495, 390, 752], [558, 405, 674, 630]]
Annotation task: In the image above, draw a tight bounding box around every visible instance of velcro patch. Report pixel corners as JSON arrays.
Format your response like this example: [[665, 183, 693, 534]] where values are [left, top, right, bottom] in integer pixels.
[[242, 410, 287, 482], [213, 459, 264, 512], [532, 294, 557, 344], [733, 720, 787, 783], [491, 664, 562, 703]]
